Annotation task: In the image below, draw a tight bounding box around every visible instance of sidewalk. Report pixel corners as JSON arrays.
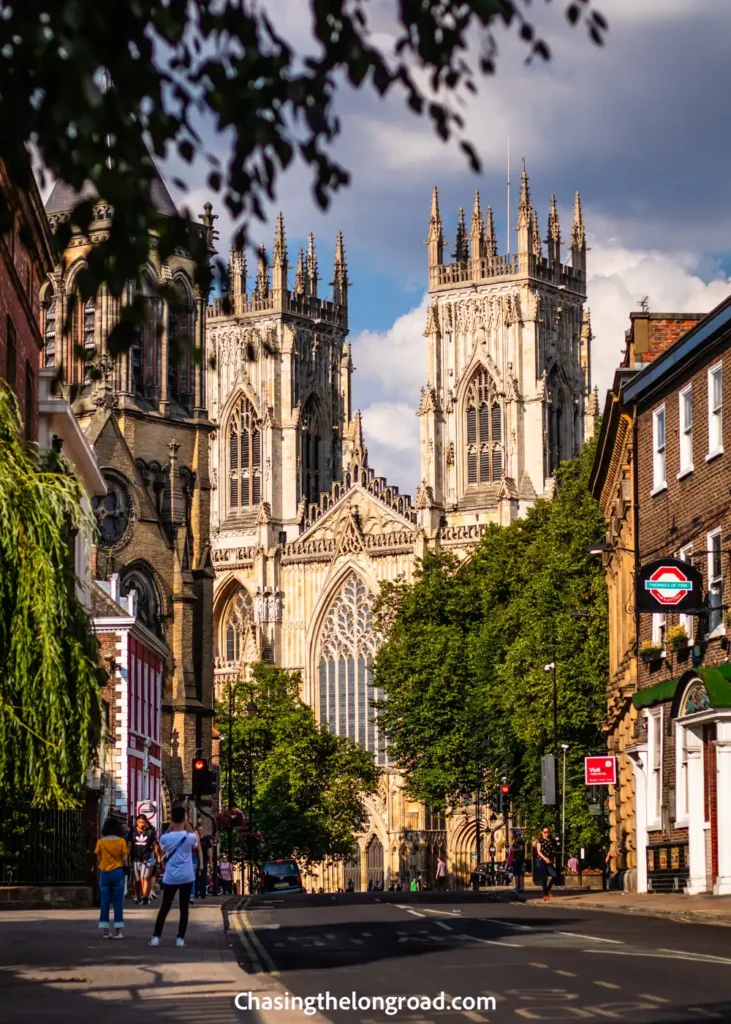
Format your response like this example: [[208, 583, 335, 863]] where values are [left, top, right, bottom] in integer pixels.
[[0, 898, 248, 1023], [519, 886, 731, 927]]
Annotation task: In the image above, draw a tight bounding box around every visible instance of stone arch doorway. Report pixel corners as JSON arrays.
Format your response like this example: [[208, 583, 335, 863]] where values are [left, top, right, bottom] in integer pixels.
[[343, 852, 361, 892], [366, 834, 384, 889]]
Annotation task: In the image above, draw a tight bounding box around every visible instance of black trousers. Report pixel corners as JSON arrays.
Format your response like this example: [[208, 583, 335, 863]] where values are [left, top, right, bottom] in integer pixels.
[[153, 882, 191, 939]]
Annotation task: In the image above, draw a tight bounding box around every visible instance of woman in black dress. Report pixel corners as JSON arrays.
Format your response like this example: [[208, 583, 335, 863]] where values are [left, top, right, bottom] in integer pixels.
[[535, 827, 557, 900]]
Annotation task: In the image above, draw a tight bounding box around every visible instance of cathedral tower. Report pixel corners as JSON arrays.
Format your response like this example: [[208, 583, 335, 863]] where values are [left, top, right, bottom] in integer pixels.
[[421, 172, 589, 532]]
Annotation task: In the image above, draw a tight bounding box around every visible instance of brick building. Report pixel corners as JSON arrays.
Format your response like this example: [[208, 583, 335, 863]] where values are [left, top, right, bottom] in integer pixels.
[[0, 154, 55, 437], [590, 312, 703, 890], [618, 299, 731, 895]]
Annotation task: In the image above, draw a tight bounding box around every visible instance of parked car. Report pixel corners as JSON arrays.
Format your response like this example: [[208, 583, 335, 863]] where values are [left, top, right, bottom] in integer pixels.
[[260, 859, 304, 894]]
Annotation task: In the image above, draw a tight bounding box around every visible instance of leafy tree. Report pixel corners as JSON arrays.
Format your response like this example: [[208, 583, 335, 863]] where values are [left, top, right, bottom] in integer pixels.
[[0, 0, 606, 351], [217, 663, 378, 864], [374, 437, 608, 858], [0, 385, 102, 807]]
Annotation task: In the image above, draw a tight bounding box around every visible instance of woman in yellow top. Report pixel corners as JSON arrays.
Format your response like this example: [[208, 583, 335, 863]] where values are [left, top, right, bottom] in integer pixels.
[[94, 818, 129, 939]]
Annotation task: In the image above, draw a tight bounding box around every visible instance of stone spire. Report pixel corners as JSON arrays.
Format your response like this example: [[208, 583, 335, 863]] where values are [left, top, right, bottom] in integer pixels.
[[331, 230, 348, 305], [530, 208, 542, 258], [272, 211, 287, 296], [426, 185, 444, 267], [470, 190, 484, 262], [255, 243, 269, 298], [294, 247, 305, 295], [229, 245, 247, 303], [485, 205, 497, 259], [305, 232, 318, 298], [452, 206, 468, 262], [546, 194, 561, 264], [571, 191, 586, 274], [517, 164, 531, 254]]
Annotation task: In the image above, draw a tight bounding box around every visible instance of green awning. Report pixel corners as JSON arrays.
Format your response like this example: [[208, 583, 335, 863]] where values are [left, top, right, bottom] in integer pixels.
[[631, 663, 731, 711], [632, 677, 680, 709], [698, 664, 731, 708]]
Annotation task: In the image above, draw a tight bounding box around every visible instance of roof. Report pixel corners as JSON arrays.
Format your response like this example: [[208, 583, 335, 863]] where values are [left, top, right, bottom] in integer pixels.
[[623, 295, 731, 405], [45, 161, 178, 218], [632, 664, 731, 711]]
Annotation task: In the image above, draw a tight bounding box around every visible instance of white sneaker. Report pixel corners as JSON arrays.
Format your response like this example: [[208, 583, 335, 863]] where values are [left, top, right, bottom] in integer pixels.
[[189, 899, 196, 906], [176, 938, 185, 948], [112, 930, 124, 940], [148, 936, 160, 947]]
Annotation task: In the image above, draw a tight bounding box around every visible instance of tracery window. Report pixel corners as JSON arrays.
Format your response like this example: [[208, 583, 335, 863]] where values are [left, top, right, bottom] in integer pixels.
[[131, 275, 158, 397], [548, 370, 565, 475], [120, 565, 161, 637], [301, 396, 323, 504], [464, 367, 503, 485], [68, 292, 96, 385], [222, 588, 254, 663], [42, 287, 56, 367], [168, 280, 193, 408], [318, 573, 386, 766], [228, 395, 261, 510]]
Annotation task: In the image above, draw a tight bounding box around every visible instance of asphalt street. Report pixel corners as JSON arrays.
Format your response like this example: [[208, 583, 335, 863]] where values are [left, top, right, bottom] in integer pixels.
[[228, 891, 731, 1024]]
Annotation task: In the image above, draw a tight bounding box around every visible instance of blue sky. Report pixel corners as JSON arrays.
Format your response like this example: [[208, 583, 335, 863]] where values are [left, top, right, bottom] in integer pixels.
[[166, 0, 731, 490]]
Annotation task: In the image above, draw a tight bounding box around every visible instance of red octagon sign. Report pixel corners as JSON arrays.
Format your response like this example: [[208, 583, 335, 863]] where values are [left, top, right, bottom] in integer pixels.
[[644, 564, 693, 606]]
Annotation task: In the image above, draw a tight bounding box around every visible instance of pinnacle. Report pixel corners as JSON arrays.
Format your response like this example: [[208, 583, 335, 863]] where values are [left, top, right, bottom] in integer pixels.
[[430, 185, 441, 222]]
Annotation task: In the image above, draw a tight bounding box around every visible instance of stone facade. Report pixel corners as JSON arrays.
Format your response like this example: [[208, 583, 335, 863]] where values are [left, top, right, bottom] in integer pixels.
[[208, 176, 590, 888], [41, 178, 215, 808]]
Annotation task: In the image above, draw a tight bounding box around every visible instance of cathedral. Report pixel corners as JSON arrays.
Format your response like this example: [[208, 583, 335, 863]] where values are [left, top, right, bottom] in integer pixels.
[[208, 170, 593, 888]]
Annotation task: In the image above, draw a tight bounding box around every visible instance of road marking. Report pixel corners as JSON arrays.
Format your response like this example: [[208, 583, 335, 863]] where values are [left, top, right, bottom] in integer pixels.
[[459, 933, 524, 948], [528, 962, 549, 968], [228, 911, 280, 976], [274, 942, 284, 947], [361, 932, 372, 937], [254, 923, 281, 930], [325, 933, 336, 940], [462, 1013, 489, 1022], [687, 1009, 723, 1019], [639, 994, 670, 1003], [555, 970, 578, 977], [585, 949, 731, 966], [435, 921, 453, 931], [557, 931, 624, 944], [350, 939, 363, 945], [658, 948, 731, 965], [593, 981, 621, 990], [407, 909, 426, 918]]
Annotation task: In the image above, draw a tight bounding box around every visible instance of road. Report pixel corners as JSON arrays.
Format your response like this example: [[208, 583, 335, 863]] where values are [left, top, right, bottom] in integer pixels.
[[228, 890, 731, 1023]]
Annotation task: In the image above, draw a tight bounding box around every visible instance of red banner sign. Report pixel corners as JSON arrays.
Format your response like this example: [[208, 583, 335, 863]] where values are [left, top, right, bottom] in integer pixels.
[[584, 756, 616, 786]]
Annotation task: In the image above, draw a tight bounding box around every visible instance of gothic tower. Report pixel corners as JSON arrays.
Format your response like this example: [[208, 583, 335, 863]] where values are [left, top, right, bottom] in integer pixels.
[[420, 172, 589, 533]]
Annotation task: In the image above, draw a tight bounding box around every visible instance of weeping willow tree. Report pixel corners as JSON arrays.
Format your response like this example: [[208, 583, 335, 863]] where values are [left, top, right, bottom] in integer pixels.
[[0, 383, 102, 807]]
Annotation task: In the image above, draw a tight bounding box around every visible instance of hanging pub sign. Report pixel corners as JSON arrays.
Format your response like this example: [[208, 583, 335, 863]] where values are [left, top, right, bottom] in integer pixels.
[[636, 557, 704, 614]]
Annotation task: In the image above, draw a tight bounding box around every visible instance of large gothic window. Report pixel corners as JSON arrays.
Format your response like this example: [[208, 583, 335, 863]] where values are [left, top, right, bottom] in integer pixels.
[[131, 274, 158, 397], [301, 396, 323, 504], [222, 588, 254, 663], [228, 395, 261, 510], [547, 370, 566, 475], [318, 573, 386, 766], [168, 279, 194, 409], [465, 367, 503, 485]]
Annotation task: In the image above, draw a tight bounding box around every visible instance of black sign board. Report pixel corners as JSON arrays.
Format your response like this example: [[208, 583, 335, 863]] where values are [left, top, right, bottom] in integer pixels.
[[636, 557, 704, 614]]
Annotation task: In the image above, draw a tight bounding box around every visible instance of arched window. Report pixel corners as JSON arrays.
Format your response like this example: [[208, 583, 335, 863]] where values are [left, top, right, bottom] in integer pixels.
[[42, 286, 56, 367], [120, 564, 161, 637], [464, 367, 502, 485], [228, 395, 261, 510], [68, 292, 96, 385], [131, 275, 158, 397], [301, 396, 323, 504], [222, 588, 254, 663], [168, 279, 194, 409], [548, 370, 565, 475], [318, 573, 386, 765]]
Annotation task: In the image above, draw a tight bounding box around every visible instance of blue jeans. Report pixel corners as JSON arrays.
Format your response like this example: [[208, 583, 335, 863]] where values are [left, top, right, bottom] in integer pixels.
[[99, 867, 125, 929]]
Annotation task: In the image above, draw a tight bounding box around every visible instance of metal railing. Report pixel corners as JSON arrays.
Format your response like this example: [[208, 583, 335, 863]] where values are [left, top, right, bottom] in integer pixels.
[[0, 807, 91, 886]]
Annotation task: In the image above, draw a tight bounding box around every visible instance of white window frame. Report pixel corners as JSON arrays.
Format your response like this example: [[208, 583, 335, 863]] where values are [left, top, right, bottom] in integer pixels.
[[652, 405, 667, 494], [674, 722, 689, 826], [651, 611, 666, 651], [647, 707, 663, 828], [678, 542, 694, 643], [707, 528, 724, 636], [678, 384, 693, 478], [707, 362, 723, 460]]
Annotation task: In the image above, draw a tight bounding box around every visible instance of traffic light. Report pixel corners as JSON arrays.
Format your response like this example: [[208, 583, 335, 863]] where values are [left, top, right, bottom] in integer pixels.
[[500, 783, 511, 817], [192, 757, 216, 799]]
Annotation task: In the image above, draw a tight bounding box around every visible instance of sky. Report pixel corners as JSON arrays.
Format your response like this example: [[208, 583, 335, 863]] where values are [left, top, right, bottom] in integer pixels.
[[165, 0, 731, 491]]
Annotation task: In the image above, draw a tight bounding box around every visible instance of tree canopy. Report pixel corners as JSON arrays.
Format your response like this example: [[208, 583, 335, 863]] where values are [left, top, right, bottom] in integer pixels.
[[217, 663, 378, 864], [0, 385, 102, 807], [1, 0, 605, 351], [374, 437, 608, 855]]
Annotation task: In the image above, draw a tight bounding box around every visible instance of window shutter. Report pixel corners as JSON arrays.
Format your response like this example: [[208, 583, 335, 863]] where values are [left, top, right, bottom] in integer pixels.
[[491, 402, 502, 443], [467, 405, 477, 444], [479, 402, 490, 445], [492, 446, 503, 479], [252, 428, 261, 469], [467, 448, 477, 484], [252, 472, 261, 505], [479, 444, 489, 482]]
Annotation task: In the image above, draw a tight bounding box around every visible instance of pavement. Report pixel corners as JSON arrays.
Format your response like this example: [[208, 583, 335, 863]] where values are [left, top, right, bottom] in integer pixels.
[[526, 887, 731, 927], [4, 890, 731, 1022]]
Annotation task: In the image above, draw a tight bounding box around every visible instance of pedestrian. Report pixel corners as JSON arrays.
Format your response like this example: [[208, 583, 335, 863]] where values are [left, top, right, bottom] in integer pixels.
[[195, 824, 213, 898], [535, 826, 558, 901], [95, 817, 128, 939], [346, 878, 355, 892], [435, 853, 447, 891], [129, 814, 160, 905], [510, 829, 526, 894], [148, 806, 202, 948], [567, 853, 579, 874], [409, 875, 419, 892], [218, 852, 233, 896], [367, 878, 374, 892]]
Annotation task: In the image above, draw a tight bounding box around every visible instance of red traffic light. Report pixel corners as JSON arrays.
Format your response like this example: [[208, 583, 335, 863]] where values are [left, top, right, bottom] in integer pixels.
[[500, 783, 511, 794], [193, 759, 206, 771]]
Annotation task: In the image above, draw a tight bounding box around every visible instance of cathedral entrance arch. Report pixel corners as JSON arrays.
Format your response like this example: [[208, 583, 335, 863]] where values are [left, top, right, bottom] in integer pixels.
[[366, 834, 384, 888], [343, 852, 361, 892]]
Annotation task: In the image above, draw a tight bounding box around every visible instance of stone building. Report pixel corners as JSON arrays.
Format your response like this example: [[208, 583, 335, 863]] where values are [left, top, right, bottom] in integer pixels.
[[590, 312, 703, 891], [40, 174, 216, 813], [207, 173, 591, 888], [608, 298, 731, 895], [0, 152, 55, 438]]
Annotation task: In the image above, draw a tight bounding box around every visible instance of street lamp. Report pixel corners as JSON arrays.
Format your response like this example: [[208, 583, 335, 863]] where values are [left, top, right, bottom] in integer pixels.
[[543, 661, 560, 845], [560, 743, 570, 870], [246, 698, 259, 894]]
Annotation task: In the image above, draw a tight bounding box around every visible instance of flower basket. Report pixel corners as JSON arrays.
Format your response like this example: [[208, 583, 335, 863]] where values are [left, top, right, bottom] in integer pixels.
[[640, 646, 663, 664], [667, 625, 690, 653]]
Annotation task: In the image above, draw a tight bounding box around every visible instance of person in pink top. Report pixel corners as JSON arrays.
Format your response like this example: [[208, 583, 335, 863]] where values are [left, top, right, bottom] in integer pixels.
[[219, 852, 234, 895]]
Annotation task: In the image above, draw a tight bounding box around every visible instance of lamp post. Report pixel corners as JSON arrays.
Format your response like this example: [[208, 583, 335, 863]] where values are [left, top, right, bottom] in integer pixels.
[[245, 698, 258, 894], [561, 743, 569, 871], [227, 681, 235, 874]]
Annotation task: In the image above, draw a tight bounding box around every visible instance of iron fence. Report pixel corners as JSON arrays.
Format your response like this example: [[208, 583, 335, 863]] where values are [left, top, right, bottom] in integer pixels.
[[0, 806, 91, 886]]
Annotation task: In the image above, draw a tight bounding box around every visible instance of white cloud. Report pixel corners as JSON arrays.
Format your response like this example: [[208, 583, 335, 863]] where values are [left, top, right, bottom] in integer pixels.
[[360, 401, 420, 490]]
